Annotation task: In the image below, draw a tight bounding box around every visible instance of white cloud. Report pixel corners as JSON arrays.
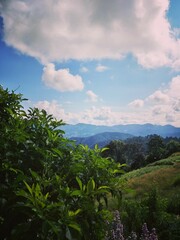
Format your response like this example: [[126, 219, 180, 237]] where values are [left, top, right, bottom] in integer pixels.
[[1, 0, 179, 69], [146, 76, 180, 105], [128, 99, 144, 108], [86, 90, 98, 102], [152, 106, 165, 116], [173, 100, 180, 112], [128, 75, 180, 126], [42, 63, 84, 92], [35, 100, 77, 123], [35, 100, 65, 119], [33, 98, 180, 126], [147, 90, 170, 104], [165, 113, 176, 123], [96, 64, 109, 72], [167, 75, 180, 98], [135, 51, 171, 69]]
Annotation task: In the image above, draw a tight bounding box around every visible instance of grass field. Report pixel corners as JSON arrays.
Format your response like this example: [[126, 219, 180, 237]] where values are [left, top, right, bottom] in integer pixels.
[[119, 153, 180, 198]]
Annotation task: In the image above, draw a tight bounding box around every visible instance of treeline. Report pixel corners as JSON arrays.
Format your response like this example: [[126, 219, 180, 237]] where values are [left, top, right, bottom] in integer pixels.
[[102, 135, 180, 170]]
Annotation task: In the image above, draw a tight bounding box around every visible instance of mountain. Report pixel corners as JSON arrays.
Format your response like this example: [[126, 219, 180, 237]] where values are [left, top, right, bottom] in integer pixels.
[[71, 132, 134, 148], [62, 123, 180, 138]]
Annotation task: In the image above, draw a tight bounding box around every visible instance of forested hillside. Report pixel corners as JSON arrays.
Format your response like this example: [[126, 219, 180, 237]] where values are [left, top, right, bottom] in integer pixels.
[[71, 132, 134, 148], [102, 136, 180, 170]]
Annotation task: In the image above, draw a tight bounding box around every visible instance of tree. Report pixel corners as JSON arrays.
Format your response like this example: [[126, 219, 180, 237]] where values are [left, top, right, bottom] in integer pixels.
[[165, 140, 180, 157], [102, 140, 127, 164], [146, 135, 165, 163]]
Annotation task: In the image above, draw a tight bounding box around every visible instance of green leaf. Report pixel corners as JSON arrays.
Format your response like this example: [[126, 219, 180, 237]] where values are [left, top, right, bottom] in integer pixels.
[[101, 147, 109, 153], [94, 144, 98, 151], [9, 167, 18, 174], [45, 192, 49, 200], [68, 223, 82, 234], [23, 181, 33, 195], [120, 163, 127, 167], [87, 178, 95, 194], [52, 148, 63, 157], [17, 189, 29, 198], [29, 169, 40, 180], [98, 186, 110, 190], [112, 169, 124, 174], [35, 183, 41, 197], [76, 177, 83, 190], [70, 190, 82, 196], [68, 209, 81, 217]]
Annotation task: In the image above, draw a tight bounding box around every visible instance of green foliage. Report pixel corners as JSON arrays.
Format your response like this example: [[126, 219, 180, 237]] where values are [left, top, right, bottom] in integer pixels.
[[103, 135, 180, 170], [119, 189, 180, 240], [0, 86, 123, 240], [103, 140, 127, 164], [146, 135, 165, 163], [165, 140, 180, 157], [117, 153, 180, 240]]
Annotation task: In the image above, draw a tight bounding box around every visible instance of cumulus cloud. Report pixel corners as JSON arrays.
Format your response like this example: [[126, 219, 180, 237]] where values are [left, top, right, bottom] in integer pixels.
[[129, 75, 180, 126], [42, 63, 84, 92], [1, 0, 179, 69], [34, 98, 180, 126], [128, 99, 144, 108], [35, 100, 65, 119], [96, 64, 109, 72], [86, 90, 98, 102], [167, 75, 180, 98], [152, 106, 165, 116], [35, 100, 77, 123], [146, 76, 180, 105], [147, 90, 170, 104]]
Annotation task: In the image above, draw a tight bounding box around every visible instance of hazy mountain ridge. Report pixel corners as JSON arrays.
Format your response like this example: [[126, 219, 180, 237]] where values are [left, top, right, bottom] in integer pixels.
[[62, 123, 180, 138], [71, 132, 134, 148]]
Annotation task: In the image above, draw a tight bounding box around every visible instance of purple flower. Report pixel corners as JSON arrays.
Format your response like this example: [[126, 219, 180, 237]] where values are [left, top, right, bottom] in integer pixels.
[[149, 228, 158, 240]]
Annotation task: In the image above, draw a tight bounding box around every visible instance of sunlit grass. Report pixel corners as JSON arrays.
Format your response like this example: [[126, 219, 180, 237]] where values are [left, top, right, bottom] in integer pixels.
[[119, 153, 180, 198]]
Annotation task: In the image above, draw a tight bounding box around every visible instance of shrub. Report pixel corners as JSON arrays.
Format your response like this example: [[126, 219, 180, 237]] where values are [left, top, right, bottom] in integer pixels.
[[0, 86, 123, 240]]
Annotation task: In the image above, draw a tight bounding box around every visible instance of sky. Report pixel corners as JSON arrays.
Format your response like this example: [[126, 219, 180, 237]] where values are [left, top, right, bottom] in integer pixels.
[[0, 0, 180, 127]]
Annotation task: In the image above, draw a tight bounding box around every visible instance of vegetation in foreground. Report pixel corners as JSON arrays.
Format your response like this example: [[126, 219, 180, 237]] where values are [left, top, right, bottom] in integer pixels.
[[113, 154, 180, 240], [0, 86, 179, 239], [0, 86, 124, 239]]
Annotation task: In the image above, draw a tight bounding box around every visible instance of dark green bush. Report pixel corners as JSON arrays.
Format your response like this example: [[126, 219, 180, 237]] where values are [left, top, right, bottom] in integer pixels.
[[0, 86, 122, 240]]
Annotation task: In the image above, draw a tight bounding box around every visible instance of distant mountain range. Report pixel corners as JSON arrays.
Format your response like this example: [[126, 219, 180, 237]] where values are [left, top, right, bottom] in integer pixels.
[[62, 123, 180, 138], [71, 132, 134, 148]]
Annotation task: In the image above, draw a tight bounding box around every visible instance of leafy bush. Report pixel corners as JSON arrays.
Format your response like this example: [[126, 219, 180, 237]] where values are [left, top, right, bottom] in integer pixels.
[[0, 86, 123, 240]]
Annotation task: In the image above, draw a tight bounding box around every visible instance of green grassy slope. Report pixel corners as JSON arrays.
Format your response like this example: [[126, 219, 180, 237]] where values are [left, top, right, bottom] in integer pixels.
[[120, 153, 180, 197]]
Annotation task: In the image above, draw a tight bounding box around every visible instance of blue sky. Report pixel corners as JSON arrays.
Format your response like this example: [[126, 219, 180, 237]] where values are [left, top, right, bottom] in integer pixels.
[[0, 0, 180, 126]]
